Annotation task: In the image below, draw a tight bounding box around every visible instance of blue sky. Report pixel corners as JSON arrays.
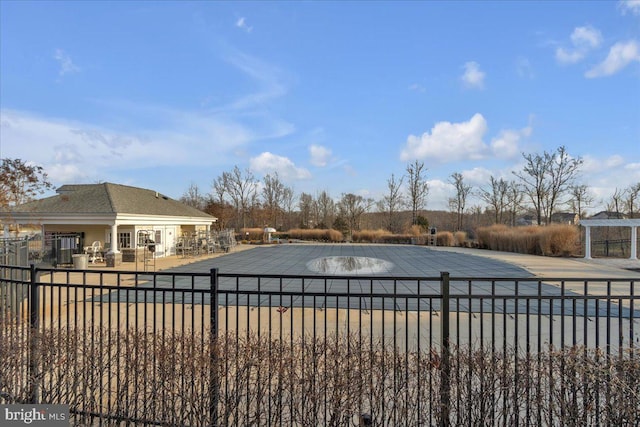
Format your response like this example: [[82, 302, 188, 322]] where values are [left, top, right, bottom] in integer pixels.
[[1, 1, 639, 213]]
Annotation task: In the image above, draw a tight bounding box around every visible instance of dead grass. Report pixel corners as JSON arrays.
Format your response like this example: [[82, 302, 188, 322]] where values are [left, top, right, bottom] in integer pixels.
[[437, 231, 455, 247], [476, 224, 579, 256], [454, 231, 467, 247], [352, 229, 392, 243], [240, 228, 264, 241], [285, 228, 344, 242], [2, 322, 638, 426]]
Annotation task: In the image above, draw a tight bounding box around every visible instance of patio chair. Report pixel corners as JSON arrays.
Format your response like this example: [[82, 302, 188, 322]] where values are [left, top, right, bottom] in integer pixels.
[[87, 241, 104, 263]]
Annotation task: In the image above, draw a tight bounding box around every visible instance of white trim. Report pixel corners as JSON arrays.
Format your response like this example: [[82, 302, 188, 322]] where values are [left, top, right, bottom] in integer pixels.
[[580, 219, 640, 227], [2, 213, 212, 227]]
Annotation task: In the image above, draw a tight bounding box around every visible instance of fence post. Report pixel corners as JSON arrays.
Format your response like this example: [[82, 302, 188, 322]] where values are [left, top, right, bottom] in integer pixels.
[[28, 263, 40, 404], [209, 268, 219, 427], [440, 271, 450, 427]]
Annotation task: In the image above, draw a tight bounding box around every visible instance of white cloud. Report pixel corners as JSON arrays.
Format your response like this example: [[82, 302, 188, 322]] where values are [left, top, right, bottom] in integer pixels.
[[400, 113, 488, 163], [424, 179, 450, 210], [250, 152, 311, 180], [571, 26, 602, 49], [235, 17, 253, 33], [53, 49, 80, 76], [0, 107, 278, 184], [585, 40, 640, 78], [619, 0, 640, 15], [555, 26, 602, 65], [461, 167, 494, 186], [580, 155, 640, 211], [490, 119, 532, 160], [400, 114, 534, 165], [490, 130, 522, 159], [309, 144, 332, 167], [461, 61, 485, 89], [555, 48, 586, 64]]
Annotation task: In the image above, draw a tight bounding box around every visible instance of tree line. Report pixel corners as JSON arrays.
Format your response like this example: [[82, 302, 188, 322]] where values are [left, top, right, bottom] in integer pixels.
[[1, 148, 638, 236], [178, 146, 639, 235], [182, 159, 432, 236]]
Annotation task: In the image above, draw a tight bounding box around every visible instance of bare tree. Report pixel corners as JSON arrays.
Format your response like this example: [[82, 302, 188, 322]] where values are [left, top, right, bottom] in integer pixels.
[[406, 160, 429, 225], [377, 173, 405, 233], [544, 146, 583, 222], [282, 186, 296, 230], [513, 146, 582, 225], [448, 172, 472, 231], [567, 184, 593, 219], [210, 174, 233, 230], [513, 151, 550, 225], [607, 187, 626, 216], [180, 182, 206, 211], [315, 190, 335, 229], [624, 182, 640, 218], [0, 158, 53, 207], [298, 192, 314, 228], [222, 166, 258, 229], [262, 173, 290, 229], [505, 181, 524, 226], [337, 193, 374, 237], [478, 176, 509, 224]]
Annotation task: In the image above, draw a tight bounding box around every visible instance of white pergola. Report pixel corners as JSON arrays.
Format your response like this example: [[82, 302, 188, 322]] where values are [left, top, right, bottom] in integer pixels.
[[580, 219, 640, 260]]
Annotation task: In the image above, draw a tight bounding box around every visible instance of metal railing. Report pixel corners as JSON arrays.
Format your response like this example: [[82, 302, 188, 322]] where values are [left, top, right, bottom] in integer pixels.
[[1, 265, 638, 426], [591, 238, 640, 258]]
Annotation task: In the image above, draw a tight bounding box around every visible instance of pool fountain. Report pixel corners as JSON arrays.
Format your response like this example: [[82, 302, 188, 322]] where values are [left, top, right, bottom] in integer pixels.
[[306, 256, 394, 275]]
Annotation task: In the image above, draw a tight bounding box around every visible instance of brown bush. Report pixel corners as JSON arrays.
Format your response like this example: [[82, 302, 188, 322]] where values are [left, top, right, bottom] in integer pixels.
[[379, 234, 420, 244], [476, 224, 580, 256], [352, 229, 392, 243], [539, 224, 580, 256], [436, 231, 455, 247], [406, 225, 424, 236], [3, 321, 638, 426], [454, 231, 467, 247], [239, 227, 264, 241], [286, 228, 344, 242]]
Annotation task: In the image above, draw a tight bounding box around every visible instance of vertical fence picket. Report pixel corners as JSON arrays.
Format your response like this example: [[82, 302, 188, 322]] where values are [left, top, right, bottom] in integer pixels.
[[28, 263, 39, 404], [209, 268, 219, 427], [440, 271, 451, 427]]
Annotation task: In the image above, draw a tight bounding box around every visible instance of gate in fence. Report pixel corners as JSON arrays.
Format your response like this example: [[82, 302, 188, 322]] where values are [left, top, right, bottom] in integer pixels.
[[1, 264, 638, 426]]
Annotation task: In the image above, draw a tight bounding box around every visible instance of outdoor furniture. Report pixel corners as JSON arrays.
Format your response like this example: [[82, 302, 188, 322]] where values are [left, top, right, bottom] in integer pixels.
[[84, 241, 104, 263]]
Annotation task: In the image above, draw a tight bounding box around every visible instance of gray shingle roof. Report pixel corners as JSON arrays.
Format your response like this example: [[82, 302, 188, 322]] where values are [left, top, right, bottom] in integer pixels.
[[11, 183, 214, 218]]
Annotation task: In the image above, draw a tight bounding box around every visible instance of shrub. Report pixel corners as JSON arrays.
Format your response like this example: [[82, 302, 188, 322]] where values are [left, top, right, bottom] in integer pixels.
[[286, 228, 344, 242], [406, 225, 424, 236], [436, 231, 455, 247], [476, 224, 580, 256], [3, 322, 638, 426], [239, 228, 264, 241], [380, 233, 418, 244], [454, 231, 467, 247], [352, 229, 392, 243], [539, 224, 580, 256]]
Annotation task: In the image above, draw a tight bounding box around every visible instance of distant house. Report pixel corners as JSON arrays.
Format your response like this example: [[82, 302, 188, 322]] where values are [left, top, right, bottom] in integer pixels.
[[515, 214, 540, 226], [0, 183, 217, 262], [550, 212, 579, 225], [590, 211, 628, 220]]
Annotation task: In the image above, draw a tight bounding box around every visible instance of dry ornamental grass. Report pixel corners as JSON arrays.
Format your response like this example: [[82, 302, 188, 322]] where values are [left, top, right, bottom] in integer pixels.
[[2, 322, 638, 426]]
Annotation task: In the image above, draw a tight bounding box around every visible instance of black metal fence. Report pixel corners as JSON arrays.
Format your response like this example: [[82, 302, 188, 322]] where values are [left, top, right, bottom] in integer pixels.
[[0, 238, 30, 267], [591, 238, 639, 258], [1, 265, 639, 426]]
